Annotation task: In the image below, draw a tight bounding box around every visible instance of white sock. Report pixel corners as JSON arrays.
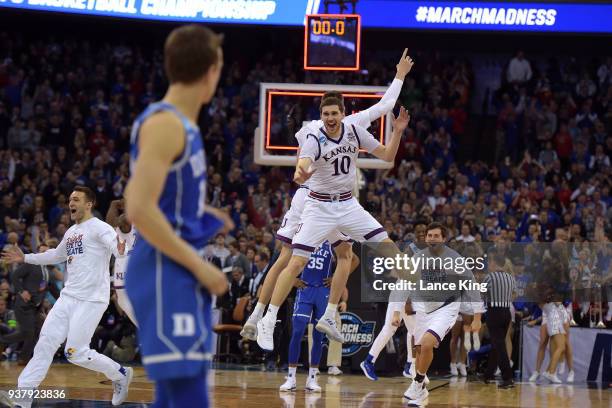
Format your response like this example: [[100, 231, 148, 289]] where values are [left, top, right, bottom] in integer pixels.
[[288, 367, 297, 378], [265, 305, 279, 322], [309, 367, 318, 378], [324, 303, 337, 317], [252, 302, 266, 319], [450, 362, 457, 368]]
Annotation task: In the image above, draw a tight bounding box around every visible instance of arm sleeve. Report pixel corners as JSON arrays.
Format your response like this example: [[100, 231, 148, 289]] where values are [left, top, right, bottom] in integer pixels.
[[99, 223, 120, 258], [24, 237, 67, 265], [299, 134, 320, 161], [388, 301, 406, 312], [353, 125, 381, 153], [361, 79, 403, 123]]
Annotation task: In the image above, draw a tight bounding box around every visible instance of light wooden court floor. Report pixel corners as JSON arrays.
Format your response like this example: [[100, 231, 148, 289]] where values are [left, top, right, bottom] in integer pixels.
[[0, 363, 608, 407]]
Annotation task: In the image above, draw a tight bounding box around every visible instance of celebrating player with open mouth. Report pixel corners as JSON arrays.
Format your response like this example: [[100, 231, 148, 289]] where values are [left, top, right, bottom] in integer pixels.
[[1, 187, 133, 408], [256, 94, 412, 351], [241, 49, 414, 346]]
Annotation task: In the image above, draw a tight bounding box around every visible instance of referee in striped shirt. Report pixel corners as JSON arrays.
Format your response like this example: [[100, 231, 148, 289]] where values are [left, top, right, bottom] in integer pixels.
[[482, 250, 516, 388]]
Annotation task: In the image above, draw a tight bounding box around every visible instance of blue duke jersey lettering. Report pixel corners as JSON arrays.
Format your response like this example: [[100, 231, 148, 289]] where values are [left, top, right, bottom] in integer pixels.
[[129, 101, 209, 248], [300, 241, 333, 288]]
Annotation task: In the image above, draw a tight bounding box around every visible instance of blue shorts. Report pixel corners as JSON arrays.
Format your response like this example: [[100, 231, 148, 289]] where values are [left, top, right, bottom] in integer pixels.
[[293, 286, 329, 323], [125, 214, 222, 381]]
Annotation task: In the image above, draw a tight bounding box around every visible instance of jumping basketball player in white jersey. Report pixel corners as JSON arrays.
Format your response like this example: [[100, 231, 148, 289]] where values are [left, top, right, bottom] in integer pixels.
[[0, 186, 132, 408], [106, 199, 137, 325], [241, 49, 414, 342], [256, 93, 411, 351]]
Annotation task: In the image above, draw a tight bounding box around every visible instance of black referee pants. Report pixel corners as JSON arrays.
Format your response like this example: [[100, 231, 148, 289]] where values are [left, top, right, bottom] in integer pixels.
[[485, 307, 512, 382]]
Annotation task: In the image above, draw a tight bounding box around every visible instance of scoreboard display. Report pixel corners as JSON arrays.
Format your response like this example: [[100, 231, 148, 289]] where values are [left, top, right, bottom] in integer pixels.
[[304, 14, 361, 71]]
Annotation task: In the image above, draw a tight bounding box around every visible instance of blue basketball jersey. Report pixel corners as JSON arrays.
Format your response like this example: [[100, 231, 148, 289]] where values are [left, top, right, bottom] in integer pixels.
[[126, 101, 221, 383], [129, 101, 210, 249], [300, 241, 333, 287]]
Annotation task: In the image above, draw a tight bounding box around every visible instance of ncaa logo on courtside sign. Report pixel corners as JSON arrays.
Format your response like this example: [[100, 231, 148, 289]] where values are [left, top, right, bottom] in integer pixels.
[[340, 312, 376, 356]]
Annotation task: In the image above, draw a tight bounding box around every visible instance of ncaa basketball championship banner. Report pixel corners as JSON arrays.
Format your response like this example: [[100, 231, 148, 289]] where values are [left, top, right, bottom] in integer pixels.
[[354, 0, 612, 33], [0, 0, 314, 25], [521, 325, 612, 383]]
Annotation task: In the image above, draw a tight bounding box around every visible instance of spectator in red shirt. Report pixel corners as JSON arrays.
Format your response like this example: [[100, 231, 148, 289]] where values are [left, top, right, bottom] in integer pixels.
[[89, 124, 108, 157], [555, 122, 573, 168]]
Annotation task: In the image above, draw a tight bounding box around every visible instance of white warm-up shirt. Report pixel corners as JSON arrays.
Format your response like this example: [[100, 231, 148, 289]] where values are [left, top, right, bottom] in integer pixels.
[[113, 225, 137, 288], [24, 217, 119, 304]]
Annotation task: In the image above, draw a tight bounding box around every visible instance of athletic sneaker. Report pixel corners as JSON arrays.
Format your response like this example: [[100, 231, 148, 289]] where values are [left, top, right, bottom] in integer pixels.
[[112, 366, 133, 406], [256, 317, 276, 351], [403, 380, 429, 406], [327, 366, 343, 376], [529, 371, 539, 383], [315, 315, 344, 343], [495, 367, 501, 376], [360, 360, 378, 381], [566, 370, 575, 383], [0, 390, 24, 408], [240, 316, 258, 341], [280, 375, 297, 392], [403, 361, 414, 378], [472, 334, 481, 351], [450, 362, 458, 376], [542, 371, 562, 384], [458, 363, 467, 377], [305, 375, 321, 392], [464, 332, 472, 351]]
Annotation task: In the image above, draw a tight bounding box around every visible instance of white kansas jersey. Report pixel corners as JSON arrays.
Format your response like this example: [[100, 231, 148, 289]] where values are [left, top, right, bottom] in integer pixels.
[[113, 226, 137, 288], [24, 217, 119, 304], [300, 123, 380, 194]]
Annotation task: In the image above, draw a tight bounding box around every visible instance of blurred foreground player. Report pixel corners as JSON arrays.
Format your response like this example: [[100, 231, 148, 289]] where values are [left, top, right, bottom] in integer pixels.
[[0, 187, 132, 408], [125, 25, 230, 408]]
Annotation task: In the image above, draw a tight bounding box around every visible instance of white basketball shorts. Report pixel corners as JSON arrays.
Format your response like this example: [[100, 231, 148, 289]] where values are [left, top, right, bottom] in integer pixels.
[[414, 302, 460, 347], [292, 195, 388, 257], [276, 187, 350, 247], [542, 303, 565, 336]]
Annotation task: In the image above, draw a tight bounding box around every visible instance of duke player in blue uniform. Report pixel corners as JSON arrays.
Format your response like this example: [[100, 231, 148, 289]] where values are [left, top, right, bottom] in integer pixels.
[[125, 25, 231, 408], [280, 241, 333, 393]]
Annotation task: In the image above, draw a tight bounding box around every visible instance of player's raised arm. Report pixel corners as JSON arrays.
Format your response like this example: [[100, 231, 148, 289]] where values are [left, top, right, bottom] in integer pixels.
[[2, 237, 67, 266], [371, 106, 410, 162], [360, 49, 414, 124], [125, 112, 228, 296]]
